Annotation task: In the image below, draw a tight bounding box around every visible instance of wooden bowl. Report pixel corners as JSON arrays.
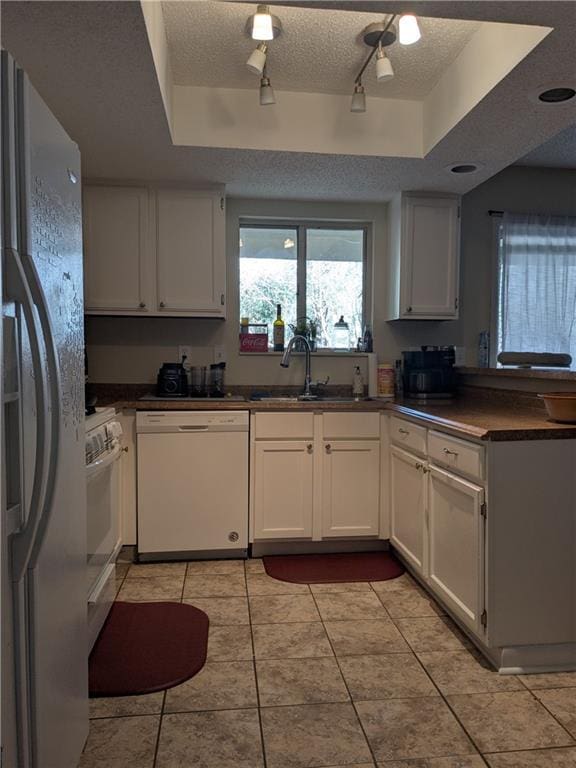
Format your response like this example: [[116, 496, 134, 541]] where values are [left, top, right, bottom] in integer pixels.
[[538, 392, 576, 423]]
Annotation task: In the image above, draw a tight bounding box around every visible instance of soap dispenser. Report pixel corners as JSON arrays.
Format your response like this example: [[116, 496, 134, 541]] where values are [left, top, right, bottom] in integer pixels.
[[352, 366, 364, 398]]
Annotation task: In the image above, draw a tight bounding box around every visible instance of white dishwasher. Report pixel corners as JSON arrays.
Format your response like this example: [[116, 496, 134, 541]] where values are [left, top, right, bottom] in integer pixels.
[[136, 411, 249, 559]]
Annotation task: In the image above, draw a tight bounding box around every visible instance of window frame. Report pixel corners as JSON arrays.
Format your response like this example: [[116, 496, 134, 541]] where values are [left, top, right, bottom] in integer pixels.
[[239, 218, 372, 350]]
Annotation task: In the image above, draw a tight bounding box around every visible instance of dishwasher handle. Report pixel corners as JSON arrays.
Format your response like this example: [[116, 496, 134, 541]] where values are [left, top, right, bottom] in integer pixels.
[[178, 425, 209, 432]]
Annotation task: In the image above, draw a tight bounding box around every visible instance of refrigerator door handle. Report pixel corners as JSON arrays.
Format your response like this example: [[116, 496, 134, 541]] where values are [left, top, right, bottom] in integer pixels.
[[4, 245, 50, 582]]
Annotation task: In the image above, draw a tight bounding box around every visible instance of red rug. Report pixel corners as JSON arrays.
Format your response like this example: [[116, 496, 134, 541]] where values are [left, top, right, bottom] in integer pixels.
[[89, 601, 209, 697], [263, 551, 405, 584]]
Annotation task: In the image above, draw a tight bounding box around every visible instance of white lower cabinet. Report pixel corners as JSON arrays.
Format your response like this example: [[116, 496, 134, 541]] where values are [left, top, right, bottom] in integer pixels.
[[253, 440, 314, 539], [322, 440, 380, 537], [427, 465, 485, 634], [390, 445, 427, 574], [251, 411, 381, 542]]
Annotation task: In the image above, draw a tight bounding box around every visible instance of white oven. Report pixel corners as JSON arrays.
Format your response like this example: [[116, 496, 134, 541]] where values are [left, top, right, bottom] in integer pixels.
[[85, 407, 123, 649]]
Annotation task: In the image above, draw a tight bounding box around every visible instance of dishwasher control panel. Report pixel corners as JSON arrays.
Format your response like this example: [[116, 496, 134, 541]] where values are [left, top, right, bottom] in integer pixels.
[[136, 410, 249, 433]]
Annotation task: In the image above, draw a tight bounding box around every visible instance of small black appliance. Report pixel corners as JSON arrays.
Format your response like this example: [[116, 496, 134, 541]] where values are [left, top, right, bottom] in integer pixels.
[[156, 356, 189, 397], [402, 347, 456, 401]]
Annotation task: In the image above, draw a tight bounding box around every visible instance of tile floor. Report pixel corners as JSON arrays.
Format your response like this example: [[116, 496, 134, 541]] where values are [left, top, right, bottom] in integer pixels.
[[80, 559, 576, 768]]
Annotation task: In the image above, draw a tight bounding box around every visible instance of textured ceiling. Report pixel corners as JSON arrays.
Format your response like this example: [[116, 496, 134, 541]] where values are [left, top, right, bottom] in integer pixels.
[[1, 1, 575, 201], [517, 123, 576, 169], [162, 1, 481, 98]]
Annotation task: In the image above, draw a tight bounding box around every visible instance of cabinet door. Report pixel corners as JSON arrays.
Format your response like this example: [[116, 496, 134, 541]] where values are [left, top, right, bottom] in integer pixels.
[[253, 441, 314, 539], [428, 465, 484, 634], [322, 440, 380, 537], [83, 186, 152, 313], [401, 196, 459, 319], [156, 190, 225, 316], [390, 446, 427, 574]]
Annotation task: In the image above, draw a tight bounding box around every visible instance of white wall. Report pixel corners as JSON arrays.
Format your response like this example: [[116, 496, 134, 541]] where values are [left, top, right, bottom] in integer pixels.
[[85, 166, 576, 386]]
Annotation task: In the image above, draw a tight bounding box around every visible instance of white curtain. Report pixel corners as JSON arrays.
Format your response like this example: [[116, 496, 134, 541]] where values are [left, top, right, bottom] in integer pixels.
[[498, 213, 576, 368]]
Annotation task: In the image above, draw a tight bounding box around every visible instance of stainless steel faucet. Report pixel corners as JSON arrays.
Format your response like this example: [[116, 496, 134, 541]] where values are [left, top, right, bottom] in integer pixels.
[[280, 335, 316, 400]]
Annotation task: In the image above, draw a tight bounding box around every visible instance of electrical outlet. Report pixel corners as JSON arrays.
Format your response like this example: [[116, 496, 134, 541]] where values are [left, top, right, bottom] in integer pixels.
[[213, 345, 226, 364], [178, 345, 192, 369]]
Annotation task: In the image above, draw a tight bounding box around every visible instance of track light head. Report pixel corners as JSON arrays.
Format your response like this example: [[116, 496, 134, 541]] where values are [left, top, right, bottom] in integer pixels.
[[247, 42, 268, 75], [398, 14, 421, 45], [259, 75, 276, 105], [376, 45, 394, 81], [249, 4, 282, 41], [350, 83, 366, 113]]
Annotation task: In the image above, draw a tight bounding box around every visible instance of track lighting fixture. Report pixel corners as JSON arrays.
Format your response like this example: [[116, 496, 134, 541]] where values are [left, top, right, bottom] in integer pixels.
[[350, 83, 366, 113], [375, 44, 394, 81], [398, 14, 421, 45], [249, 4, 282, 41], [259, 75, 276, 105], [247, 42, 268, 75]]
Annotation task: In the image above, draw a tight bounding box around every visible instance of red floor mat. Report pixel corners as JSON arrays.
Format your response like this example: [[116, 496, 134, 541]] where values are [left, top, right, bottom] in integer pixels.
[[263, 551, 405, 584], [89, 601, 209, 697]]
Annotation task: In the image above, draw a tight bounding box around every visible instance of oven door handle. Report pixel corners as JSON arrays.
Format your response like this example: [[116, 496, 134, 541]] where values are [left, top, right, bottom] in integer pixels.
[[86, 443, 122, 479]]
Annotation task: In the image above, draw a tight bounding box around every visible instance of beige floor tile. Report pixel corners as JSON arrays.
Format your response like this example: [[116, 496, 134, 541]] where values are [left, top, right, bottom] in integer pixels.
[[379, 758, 485, 767], [309, 582, 374, 594], [252, 621, 333, 659], [535, 688, 576, 737], [257, 657, 349, 706], [89, 692, 164, 719], [339, 653, 439, 701], [520, 672, 576, 690], [324, 619, 411, 656], [125, 562, 187, 578], [156, 709, 263, 767], [183, 573, 246, 598], [246, 573, 310, 596], [207, 625, 253, 661], [117, 576, 184, 601], [260, 702, 372, 768], [186, 559, 246, 575], [182, 597, 250, 625], [446, 691, 575, 753], [115, 563, 130, 579], [164, 661, 257, 712], [356, 697, 475, 761], [417, 650, 524, 695], [79, 715, 159, 768], [314, 591, 389, 622], [377, 590, 445, 619], [245, 558, 266, 573], [249, 594, 320, 624], [394, 617, 473, 653], [484, 746, 576, 767], [370, 573, 420, 595]]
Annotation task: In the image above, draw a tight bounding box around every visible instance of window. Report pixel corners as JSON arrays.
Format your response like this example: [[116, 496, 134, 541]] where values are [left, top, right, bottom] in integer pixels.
[[239, 222, 368, 349], [496, 213, 576, 369]]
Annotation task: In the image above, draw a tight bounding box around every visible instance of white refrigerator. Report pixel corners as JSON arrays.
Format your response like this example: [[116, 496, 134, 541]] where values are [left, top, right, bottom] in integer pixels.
[[1, 51, 88, 767]]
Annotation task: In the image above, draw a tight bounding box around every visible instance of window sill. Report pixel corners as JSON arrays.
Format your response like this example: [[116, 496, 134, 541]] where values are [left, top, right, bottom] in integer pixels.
[[457, 366, 576, 381], [238, 350, 372, 357]]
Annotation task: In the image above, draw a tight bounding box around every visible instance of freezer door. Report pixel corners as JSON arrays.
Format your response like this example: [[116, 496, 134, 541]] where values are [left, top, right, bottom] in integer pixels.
[[2, 52, 88, 768]]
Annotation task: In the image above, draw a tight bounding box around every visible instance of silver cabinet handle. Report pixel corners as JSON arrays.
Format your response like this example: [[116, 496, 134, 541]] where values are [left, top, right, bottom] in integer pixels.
[[443, 448, 458, 456], [325, 444, 332, 454], [398, 428, 409, 435], [415, 462, 423, 470], [159, 301, 166, 308], [307, 444, 313, 454], [139, 301, 146, 308], [406, 306, 413, 313], [122, 446, 129, 453]]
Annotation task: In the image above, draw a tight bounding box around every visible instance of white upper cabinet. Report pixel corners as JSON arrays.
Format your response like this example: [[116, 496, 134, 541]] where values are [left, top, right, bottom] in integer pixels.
[[386, 194, 460, 320], [83, 185, 226, 317], [156, 190, 226, 316], [83, 186, 152, 313]]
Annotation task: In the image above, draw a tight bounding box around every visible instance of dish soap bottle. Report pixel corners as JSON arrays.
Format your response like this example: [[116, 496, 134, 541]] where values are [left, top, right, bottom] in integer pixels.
[[273, 304, 285, 352], [352, 366, 364, 398], [333, 316, 350, 350]]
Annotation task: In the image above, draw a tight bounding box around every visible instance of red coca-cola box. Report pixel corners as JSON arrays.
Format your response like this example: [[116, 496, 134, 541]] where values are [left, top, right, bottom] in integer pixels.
[[239, 333, 268, 352]]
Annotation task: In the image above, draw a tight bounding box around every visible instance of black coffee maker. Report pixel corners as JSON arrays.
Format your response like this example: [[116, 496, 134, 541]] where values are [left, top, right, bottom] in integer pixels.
[[402, 347, 456, 401], [156, 356, 189, 397]]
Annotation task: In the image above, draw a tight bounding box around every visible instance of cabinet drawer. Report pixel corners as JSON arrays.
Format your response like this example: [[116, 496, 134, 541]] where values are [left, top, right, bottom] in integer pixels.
[[428, 430, 484, 482], [322, 412, 380, 439], [390, 416, 427, 456], [254, 412, 314, 440]]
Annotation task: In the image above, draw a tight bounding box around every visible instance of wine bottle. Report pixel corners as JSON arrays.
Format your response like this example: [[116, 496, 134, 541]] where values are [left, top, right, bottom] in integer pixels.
[[273, 304, 285, 352]]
